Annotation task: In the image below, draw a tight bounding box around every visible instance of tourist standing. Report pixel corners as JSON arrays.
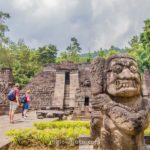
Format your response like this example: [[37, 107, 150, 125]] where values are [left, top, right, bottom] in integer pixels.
[[8, 83, 20, 123], [22, 90, 30, 118]]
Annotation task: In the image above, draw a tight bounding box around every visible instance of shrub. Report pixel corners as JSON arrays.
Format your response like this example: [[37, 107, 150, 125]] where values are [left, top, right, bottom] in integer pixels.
[[144, 130, 150, 135], [144, 125, 150, 135], [33, 121, 90, 130], [6, 121, 90, 147]]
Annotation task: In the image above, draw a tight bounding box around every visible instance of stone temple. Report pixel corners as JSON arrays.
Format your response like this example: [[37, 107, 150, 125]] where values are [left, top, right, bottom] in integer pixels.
[[19, 62, 92, 119], [21, 62, 91, 109], [0, 61, 150, 117]]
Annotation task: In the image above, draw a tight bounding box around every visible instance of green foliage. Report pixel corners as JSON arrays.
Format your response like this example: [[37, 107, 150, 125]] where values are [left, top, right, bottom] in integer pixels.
[[144, 125, 150, 135], [3, 10, 150, 88], [6, 121, 90, 147], [57, 51, 80, 64], [0, 46, 14, 68], [0, 38, 58, 88], [34, 121, 90, 130], [139, 20, 150, 71], [9, 41, 42, 88], [86, 50, 92, 63], [37, 44, 58, 65], [66, 37, 81, 54], [127, 20, 150, 72], [0, 11, 10, 44], [97, 48, 120, 58], [57, 37, 82, 64], [144, 130, 150, 135], [140, 20, 150, 50], [6, 128, 35, 146], [0, 11, 59, 88]]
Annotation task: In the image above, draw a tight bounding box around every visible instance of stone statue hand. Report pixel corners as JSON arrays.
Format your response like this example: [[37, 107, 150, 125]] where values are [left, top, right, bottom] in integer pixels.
[[107, 106, 143, 135]]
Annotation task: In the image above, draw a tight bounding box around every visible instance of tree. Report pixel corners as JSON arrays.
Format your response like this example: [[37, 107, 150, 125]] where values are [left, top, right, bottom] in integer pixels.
[[97, 47, 120, 58], [66, 37, 82, 54], [9, 40, 42, 88], [57, 37, 82, 63], [127, 38, 147, 72], [139, 20, 150, 71], [97, 49, 107, 58], [140, 19, 150, 50], [0, 12, 12, 68], [127, 19, 150, 72], [56, 51, 69, 63], [66, 37, 81, 63], [0, 46, 14, 68], [87, 50, 92, 62], [37, 44, 58, 65], [0, 11, 10, 45]]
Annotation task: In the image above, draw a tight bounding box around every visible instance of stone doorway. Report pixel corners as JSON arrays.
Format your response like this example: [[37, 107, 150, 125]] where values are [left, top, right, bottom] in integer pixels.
[[65, 72, 70, 84], [64, 72, 70, 108], [84, 96, 89, 106]]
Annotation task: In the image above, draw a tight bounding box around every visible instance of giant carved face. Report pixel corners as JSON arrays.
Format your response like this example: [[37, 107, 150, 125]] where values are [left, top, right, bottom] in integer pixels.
[[106, 57, 141, 97]]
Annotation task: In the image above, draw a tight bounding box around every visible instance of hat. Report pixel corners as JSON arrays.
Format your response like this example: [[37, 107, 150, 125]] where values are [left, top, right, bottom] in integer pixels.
[[26, 89, 31, 93], [15, 83, 20, 87]]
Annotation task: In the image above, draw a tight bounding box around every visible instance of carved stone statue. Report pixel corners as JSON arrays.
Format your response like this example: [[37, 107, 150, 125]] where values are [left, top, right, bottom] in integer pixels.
[[90, 55, 150, 150]]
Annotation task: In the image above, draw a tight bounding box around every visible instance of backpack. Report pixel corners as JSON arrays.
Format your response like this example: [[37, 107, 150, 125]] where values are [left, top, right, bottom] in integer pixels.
[[7, 90, 16, 101], [20, 95, 27, 103]]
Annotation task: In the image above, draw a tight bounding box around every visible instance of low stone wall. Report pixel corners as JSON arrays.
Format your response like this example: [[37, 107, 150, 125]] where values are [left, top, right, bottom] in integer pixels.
[[0, 104, 22, 115], [0, 105, 9, 115]]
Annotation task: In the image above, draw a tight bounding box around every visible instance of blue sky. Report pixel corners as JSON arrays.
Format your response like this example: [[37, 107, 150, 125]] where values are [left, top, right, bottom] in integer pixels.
[[0, 0, 150, 52]]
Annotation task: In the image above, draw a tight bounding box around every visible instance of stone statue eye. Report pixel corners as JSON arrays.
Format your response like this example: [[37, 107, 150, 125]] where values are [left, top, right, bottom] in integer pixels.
[[130, 65, 138, 73], [112, 65, 123, 73]]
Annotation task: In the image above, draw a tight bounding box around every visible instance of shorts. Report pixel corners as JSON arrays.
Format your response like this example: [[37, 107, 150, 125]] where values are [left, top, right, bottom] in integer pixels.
[[10, 101, 18, 111], [23, 103, 29, 110]]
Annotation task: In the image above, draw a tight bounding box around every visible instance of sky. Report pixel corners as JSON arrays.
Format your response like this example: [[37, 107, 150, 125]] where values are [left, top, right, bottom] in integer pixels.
[[0, 0, 150, 53]]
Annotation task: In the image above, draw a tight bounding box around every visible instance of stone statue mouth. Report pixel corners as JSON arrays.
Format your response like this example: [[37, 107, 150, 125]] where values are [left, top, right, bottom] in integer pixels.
[[115, 79, 137, 90]]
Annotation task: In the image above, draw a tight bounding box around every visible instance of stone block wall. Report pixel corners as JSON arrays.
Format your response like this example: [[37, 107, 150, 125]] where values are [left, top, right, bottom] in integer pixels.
[[21, 71, 56, 109], [21, 62, 92, 110], [78, 63, 91, 86], [0, 68, 13, 115], [0, 68, 13, 82], [0, 63, 93, 114], [143, 69, 150, 97]]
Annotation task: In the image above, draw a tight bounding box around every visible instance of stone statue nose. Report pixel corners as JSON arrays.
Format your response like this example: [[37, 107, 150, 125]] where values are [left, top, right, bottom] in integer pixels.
[[119, 68, 133, 78]]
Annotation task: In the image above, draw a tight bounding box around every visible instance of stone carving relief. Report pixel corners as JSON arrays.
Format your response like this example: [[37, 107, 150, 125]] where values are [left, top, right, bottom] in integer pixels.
[[82, 79, 91, 87], [90, 55, 150, 150]]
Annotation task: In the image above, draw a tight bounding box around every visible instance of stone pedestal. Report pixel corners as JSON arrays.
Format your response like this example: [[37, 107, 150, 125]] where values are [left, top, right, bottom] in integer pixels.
[[79, 135, 94, 150]]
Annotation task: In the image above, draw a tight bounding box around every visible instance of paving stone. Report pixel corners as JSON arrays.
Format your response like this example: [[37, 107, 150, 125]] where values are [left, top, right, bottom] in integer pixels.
[[79, 145, 94, 150]]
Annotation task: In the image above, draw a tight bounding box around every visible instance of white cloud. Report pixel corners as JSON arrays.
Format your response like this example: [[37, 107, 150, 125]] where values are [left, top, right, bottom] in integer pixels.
[[0, 0, 150, 52], [13, 0, 35, 11]]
